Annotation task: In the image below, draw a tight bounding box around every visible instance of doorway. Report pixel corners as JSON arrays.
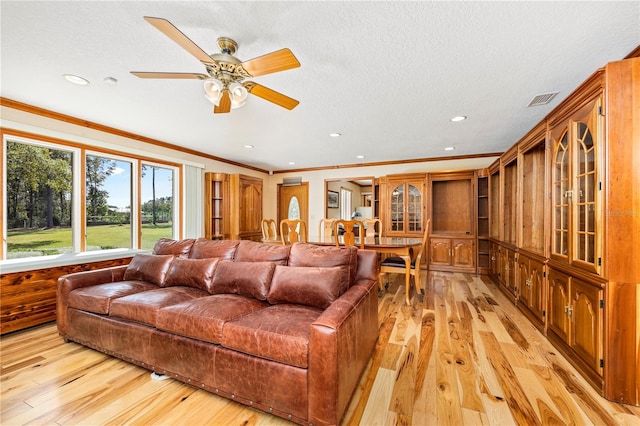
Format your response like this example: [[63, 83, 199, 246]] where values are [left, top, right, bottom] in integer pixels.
[[278, 182, 309, 228]]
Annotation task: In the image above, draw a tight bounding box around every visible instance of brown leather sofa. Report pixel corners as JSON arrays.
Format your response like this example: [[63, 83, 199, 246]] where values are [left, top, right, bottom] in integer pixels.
[[57, 238, 379, 425]]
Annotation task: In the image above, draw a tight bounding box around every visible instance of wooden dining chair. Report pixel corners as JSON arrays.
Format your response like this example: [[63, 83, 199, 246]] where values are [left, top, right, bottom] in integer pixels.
[[261, 219, 278, 241], [362, 218, 382, 237], [318, 218, 337, 241], [333, 219, 365, 249], [280, 219, 308, 245], [378, 218, 430, 302]]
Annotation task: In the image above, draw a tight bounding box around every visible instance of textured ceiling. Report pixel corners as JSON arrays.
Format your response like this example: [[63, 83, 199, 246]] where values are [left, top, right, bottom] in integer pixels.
[[1, 1, 638, 172]]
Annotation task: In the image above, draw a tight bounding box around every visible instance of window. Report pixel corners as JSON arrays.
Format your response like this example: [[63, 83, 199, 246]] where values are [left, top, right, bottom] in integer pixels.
[[2, 134, 181, 260], [141, 164, 175, 250], [85, 154, 133, 251], [340, 188, 352, 220], [5, 140, 74, 258]]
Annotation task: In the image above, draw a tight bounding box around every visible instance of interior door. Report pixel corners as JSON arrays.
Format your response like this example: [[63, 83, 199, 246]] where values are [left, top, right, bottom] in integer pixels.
[[278, 182, 309, 230]]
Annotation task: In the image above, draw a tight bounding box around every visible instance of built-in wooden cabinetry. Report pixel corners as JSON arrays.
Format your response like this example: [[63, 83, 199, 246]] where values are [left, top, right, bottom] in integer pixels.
[[205, 172, 230, 240], [488, 56, 640, 405], [476, 170, 490, 274], [377, 173, 426, 238], [204, 173, 263, 242], [427, 171, 476, 273]]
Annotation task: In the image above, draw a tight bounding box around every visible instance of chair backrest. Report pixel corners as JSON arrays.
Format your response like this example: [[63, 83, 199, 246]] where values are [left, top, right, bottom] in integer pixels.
[[362, 218, 382, 237], [318, 218, 337, 241], [280, 219, 308, 245], [334, 219, 365, 249], [414, 218, 431, 266], [261, 219, 277, 241]]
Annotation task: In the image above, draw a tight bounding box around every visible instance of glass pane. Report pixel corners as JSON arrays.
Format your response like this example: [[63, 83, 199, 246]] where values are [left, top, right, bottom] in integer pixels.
[[390, 184, 404, 232], [578, 205, 586, 232], [407, 184, 422, 233], [587, 205, 595, 233], [141, 165, 174, 250], [288, 196, 300, 219], [578, 233, 586, 261], [587, 234, 595, 263], [552, 132, 569, 257], [86, 155, 132, 251], [5, 141, 73, 258]]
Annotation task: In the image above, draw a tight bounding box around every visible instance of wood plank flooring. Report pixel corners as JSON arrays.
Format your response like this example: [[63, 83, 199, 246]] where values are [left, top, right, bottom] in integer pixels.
[[2, 271, 639, 425]]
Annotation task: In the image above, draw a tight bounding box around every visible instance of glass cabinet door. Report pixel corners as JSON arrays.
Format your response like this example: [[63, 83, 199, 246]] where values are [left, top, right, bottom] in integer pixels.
[[388, 180, 423, 235], [549, 94, 601, 273], [575, 122, 596, 264], [407, 183, 422, 233], [390, 183, 404, 232], [552, 131, 570, 260]]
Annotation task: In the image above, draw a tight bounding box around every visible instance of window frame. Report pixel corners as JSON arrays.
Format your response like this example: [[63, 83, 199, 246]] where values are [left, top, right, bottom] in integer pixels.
[[1, 129, 183, 268]]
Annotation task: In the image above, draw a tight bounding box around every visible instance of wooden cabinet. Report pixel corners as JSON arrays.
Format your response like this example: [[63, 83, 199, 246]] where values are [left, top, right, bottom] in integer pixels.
[[379, 174, 425, 237], [476, 170, 490, 274], [230, 174, 263, 241], [205, 173, 263, 241], [516, 252, 545, 328], [205, 172, 230, 240], [429, 237, 475, 271], [519, 126, 547, 255], [485, 57, 640, 404], [548, 266, 604, 388], [549, 83, 602, 274], [428, 171, 476, 273]]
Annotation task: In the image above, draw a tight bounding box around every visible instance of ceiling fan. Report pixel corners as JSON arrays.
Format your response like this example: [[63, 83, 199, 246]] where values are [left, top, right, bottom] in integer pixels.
[[131, 17, 300, 114]]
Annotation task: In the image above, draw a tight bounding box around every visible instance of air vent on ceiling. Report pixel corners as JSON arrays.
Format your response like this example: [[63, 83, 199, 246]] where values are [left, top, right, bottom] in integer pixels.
[[527, 92, 559, 107], [282, 177, 302, 186]]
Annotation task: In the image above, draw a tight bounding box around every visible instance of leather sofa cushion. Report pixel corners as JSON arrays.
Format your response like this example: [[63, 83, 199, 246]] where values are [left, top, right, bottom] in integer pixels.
[[152, 238, 195, 258], [234, 240, 291, 265], [163, 257, 219, 291], [210, 261, 275, 300], [267, 266, 342, 309], [109, 287, 208, 326], [189, 238, 240, 260], [288, 243, 358, 294], [67, 281, 158, 314], [156, 294, 269, 344], [123, 254, 175, 286], [222, 304, 323, 368]]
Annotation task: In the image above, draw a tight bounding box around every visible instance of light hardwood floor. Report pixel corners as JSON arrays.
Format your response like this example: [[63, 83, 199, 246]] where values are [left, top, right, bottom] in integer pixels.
[[1, 271, 639, 425]]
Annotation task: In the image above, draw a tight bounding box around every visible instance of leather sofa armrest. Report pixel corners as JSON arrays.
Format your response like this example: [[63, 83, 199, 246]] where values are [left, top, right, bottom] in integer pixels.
[[308, 277, 378, 425], [57, 265, 128, 336]]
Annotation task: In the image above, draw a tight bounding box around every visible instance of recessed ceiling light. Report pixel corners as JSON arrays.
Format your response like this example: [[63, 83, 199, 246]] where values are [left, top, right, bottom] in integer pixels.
[[356, 155, 365, 159], [103, 76, 118, 86], [63, 74, 90, 86], [329, 132, 341, 138], [451, 115, 467, 122], [444, 146, 456, 151], [244, 144, 254, 149], [288, 161, 295, 165]]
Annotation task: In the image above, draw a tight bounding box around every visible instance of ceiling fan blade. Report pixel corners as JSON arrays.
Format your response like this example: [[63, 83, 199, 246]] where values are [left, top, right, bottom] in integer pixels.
[[214, 90, 231, 114], [240, 48, 300, 77], [130, 72, 208, 79], [143, 16, 214, 65], [244, 82, 299, 110]]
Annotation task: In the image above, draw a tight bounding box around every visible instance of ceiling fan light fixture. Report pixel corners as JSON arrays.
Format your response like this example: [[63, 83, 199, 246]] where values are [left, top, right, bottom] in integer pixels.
[[203, 79, 224, 105], [229, 82, 248, 104]]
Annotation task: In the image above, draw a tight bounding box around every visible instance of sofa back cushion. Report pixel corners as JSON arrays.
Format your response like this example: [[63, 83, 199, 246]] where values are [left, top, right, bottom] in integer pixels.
[[189, 238, 240, 260], [123, 254, 174, 286], [267, 266, 342, 309], [234, 240, 291, 265], [163, 257, 220, 291], [210, 261, 275, 300], [288, 243, 358, 294], [152, 238, 195, 258]]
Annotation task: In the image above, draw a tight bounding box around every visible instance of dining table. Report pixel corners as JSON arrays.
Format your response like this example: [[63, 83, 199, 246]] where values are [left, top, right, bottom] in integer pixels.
[[306, 235, 424, 305]]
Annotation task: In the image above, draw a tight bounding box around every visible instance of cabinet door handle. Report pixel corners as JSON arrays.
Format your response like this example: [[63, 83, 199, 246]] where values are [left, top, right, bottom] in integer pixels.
[[565, 305, 573, 317], [564, 190, 573, 199], [526, 278, 531, 287]]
